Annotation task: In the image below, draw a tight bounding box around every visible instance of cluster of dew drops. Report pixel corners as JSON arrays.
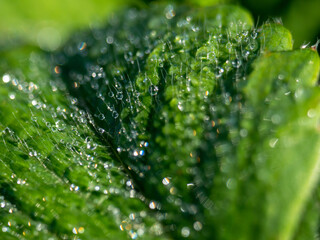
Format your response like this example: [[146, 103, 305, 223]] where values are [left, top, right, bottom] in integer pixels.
[[51, 3, 266, 238]]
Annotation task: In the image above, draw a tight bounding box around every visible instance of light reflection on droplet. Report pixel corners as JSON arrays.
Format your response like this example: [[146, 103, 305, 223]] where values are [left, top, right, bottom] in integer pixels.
[[78, 227, 85, 234], [9, 93, 15, 100], [79, 42, 87, 51], [72, 227, 78, 234], [149, 201, 156, 209], [139, 150, 145, 156], [269, 138, 278, 148], [129, 230, 138, 239], [162, 177, 170, 185], [307, 109, 316, 118], [148, 85, 159, 96], [2, 74, 11, 83]]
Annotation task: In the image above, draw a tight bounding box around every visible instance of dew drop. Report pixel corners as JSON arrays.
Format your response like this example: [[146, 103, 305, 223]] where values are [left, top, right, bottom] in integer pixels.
[[139, 150, 145, 156], [98, 128, 105, 134], [106, 36, 114, 44], [133, 150, 139, 157], [78, 42, 87, 51], [251, 30, 258, 39], [193, 221, 202, 231], [240, 129, 248, 137], [269, 138, 278, 148], [72, 227, 78, 234], [181, 227, 190, 237], [129, 230, 138, 239], [162, 177, 170, 185], [149, 85, 159, 96], [112, 111, 119, 118], [307, 109, 316, 118], [2, 74, 11, 83], [216, 67, 224, 78], [9, 93, 15, 100], [98, 113, 105, 120], [248, 41, 258, 51], [226, 178, 236, 189], [85, 137, 97, 150], [165, 5, 176, 19], [116, 92, 123, 100], [55, 120, 66, 131], [231, 59, 242, 68], [225, 42, 232, 50], [108, 91, 114, 98], [149, 201, 156, 209], [242, 50, 250, 59]]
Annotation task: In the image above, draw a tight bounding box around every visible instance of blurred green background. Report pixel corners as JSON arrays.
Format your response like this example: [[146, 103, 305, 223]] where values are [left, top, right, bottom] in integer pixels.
[[0, 0, 319, 52]]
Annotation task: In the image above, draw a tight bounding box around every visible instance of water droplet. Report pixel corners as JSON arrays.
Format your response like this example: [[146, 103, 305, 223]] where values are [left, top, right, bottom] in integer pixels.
[[112, 111, 119, 118], [181, 227, 190, 237], [165, 5, 176, 19], [98, 113, 105, 120], [231, 59, 242, 68], [133, 150, 139, 156], [226, 42, 232, 50], [108, 91, 114, 98], [242, 50, 250, 59], [251, 30, 258, 39], [191, 25, 199, 32], [71, 98, 78, 105], [240, 129, 248, 137], [78, 42, 87, 51], [106, 36, 114, 44], [216, 67, 224, 78], [139, 150, 145, 156], [72, 227, 78, 234], [248, 41, 258, 51], [269, 138, 278, 148], [55, 120, 66, 131], [271, 114, 281, 124], [98, 128, 105, 134], [162, 177, 170, 185], [307, 109, 316, 118], [129, 230, 138, 239], [193, 221, 202, 231], [116, 92, 123, 100], [149, 85, 159, 96], [226, 178, 236, 189], [149, 201, 156, 209], [178, 102, 184, 111], [9, 93, 15, 100], [85, 137, 97, 150], [2, 74, 11, 83]]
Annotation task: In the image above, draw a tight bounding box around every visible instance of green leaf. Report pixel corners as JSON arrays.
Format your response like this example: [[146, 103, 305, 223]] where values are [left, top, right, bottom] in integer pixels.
[[1, 2, 320, 240]]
